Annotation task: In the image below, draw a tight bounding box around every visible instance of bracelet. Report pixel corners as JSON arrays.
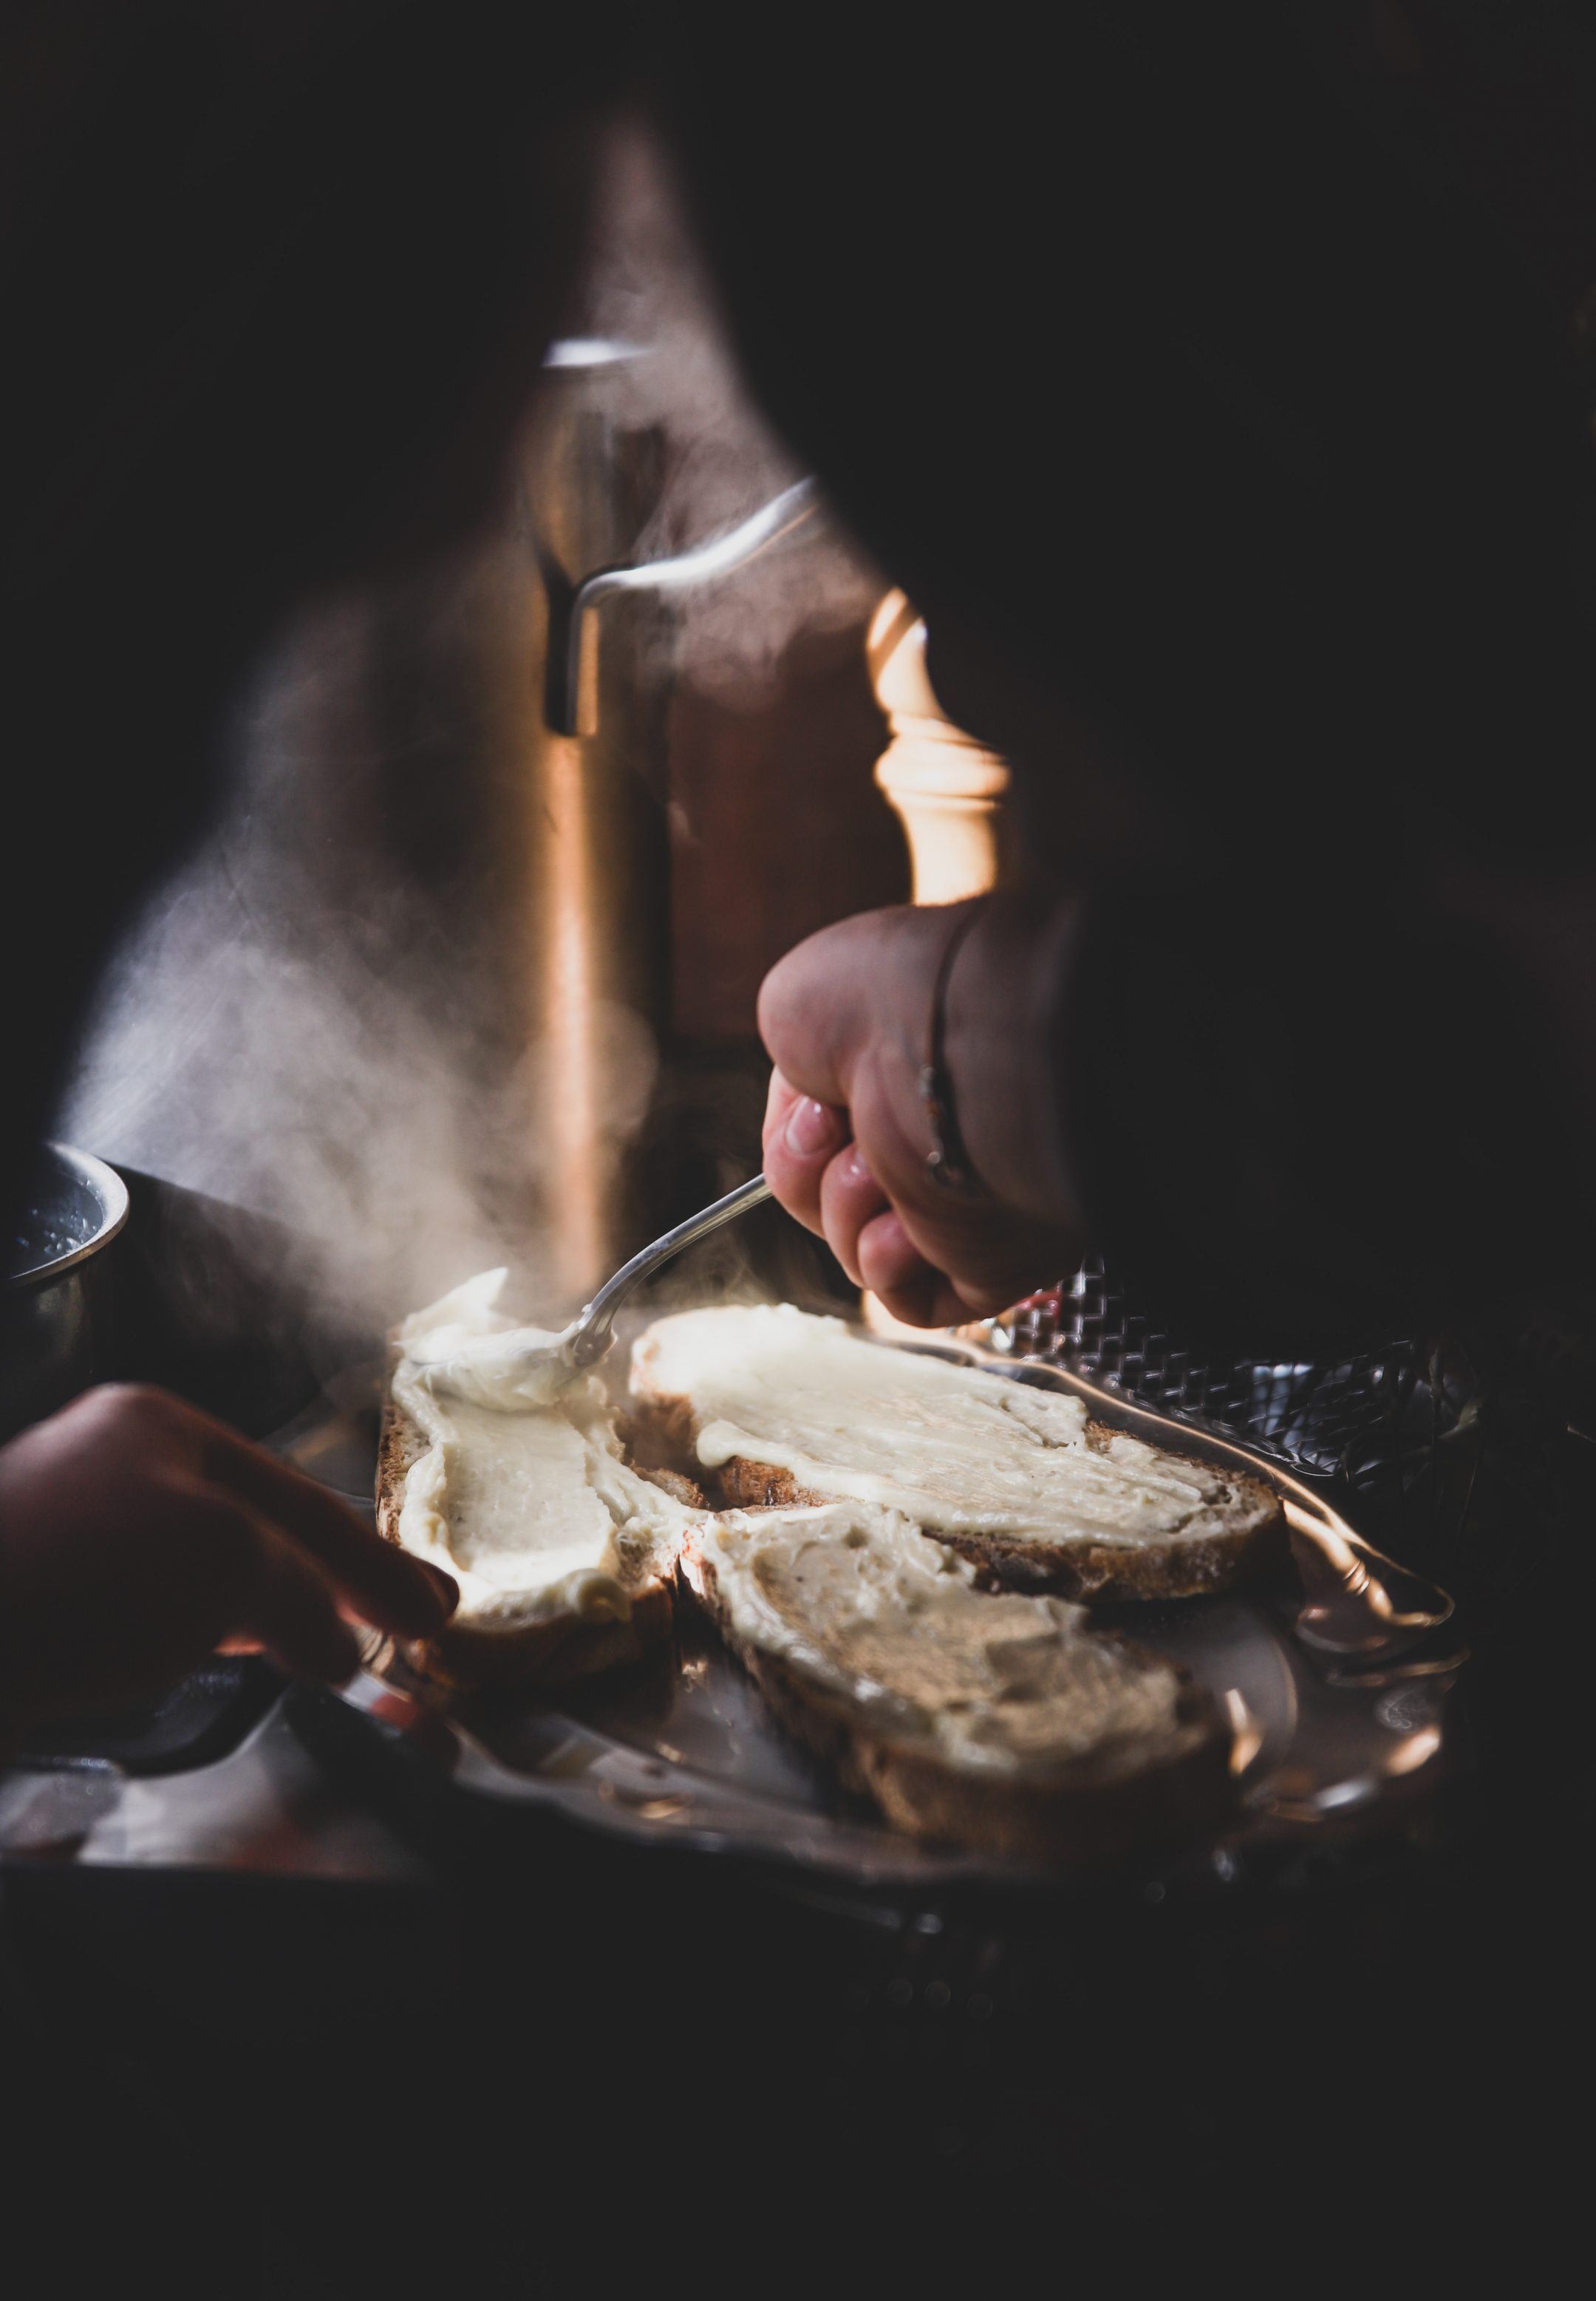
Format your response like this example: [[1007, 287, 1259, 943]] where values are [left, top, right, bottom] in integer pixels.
[[920, 899, 988, 1192]]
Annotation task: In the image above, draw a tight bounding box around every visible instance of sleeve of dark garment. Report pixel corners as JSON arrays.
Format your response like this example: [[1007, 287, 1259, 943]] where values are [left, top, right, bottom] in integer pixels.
[[1058, 862, 1596, 1360], [657, 4, 1596, 1355]]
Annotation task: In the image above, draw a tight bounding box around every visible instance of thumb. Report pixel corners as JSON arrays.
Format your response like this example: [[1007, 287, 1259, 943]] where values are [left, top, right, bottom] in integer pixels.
[[757, 916, 883, 1108]]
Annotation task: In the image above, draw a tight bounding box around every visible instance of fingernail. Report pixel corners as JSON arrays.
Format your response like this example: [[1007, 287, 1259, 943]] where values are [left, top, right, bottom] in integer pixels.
[[785, 1097, 843, 1158]]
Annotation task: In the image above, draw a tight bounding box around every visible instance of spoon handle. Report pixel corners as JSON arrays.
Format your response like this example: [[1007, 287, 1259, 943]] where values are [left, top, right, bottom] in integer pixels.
[[568, 1176, 774, 1366]]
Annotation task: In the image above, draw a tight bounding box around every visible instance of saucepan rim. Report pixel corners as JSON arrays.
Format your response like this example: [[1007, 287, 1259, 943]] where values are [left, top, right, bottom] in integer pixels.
[[7, 1142, 130, 1290]]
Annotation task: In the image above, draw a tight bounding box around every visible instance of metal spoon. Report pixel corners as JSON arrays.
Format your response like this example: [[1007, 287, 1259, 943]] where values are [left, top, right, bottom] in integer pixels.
[[565, 1174, 773, 1366], [406, 1176, 774, 1408]]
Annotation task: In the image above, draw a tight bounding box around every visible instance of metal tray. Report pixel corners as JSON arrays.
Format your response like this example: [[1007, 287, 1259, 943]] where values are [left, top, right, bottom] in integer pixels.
[[275, 1334, 1466, 1897]]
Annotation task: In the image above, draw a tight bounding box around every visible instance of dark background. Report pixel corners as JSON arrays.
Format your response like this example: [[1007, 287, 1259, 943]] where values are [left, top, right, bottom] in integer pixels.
[[4, 5, 1593, 2276]]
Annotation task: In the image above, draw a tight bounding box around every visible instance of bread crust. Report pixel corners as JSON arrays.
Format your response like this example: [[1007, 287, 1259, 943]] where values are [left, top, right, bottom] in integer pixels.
[[683, 1537, 1233, 1864], [375, 1372, 674, 1694], [638, 1398, 1285, 1603], [375, 1327, 1238, 1858]]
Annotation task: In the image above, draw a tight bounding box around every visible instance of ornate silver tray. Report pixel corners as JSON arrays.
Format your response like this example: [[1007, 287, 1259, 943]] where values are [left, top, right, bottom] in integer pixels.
[[274, 1333, 1465, 1895]]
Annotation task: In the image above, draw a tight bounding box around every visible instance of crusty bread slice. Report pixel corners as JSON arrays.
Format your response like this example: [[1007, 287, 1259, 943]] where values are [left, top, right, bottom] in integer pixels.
[[710, 1450, 1280, 1602], [681, 1504, 1232, 1864], [375, 1360, 683, 1694], [632, 1304, 1283, 1603]]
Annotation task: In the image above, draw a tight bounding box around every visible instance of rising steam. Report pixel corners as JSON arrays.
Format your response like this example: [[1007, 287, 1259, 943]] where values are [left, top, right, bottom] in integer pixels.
[[58, 582, 565, 1341], [582, 122, 882, 702], [59, 120, 878, 1357]]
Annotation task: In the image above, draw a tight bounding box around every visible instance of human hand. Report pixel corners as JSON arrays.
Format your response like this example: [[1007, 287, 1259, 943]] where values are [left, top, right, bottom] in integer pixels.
[[759, 896, 1085, 1326], [0, 1383, 455, 1740]]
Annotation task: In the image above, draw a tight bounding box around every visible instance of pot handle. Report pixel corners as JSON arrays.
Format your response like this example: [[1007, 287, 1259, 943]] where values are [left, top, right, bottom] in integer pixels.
[[547, 478, 818, 736]]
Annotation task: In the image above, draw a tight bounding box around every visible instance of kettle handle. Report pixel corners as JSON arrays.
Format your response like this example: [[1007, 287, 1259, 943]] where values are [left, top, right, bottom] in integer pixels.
[[548, 478, 818, 736]]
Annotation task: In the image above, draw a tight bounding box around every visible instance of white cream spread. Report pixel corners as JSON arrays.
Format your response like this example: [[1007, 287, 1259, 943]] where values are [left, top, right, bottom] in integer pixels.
[[392, 1271, 696, 1629], [392, 1283, 1194, 1785], [399, 1269, 582, 1411], [694, 1503, 1182, 1778], [634, 1304, 1249, 1550]]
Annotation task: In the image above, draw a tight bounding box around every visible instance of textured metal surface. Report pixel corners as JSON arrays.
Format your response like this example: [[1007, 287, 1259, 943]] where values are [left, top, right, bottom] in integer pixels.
[[1000, 1257, 1422, 1483]]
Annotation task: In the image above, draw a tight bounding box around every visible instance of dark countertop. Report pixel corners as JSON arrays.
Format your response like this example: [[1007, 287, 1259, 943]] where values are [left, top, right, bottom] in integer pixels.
[[0, 1697, 429, 1885]]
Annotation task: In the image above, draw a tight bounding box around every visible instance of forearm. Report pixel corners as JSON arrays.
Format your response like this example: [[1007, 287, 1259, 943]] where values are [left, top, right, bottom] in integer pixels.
[[941, 888, 1085, 1229], [1024, 863, 1592, 1357], [758, 839, 1596, 1353]]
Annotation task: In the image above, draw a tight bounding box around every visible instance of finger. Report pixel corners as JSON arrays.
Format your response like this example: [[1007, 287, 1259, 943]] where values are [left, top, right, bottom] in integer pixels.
[[757, 939, 859, 1110], [856, 1212, 978, 1327], [185, 1411, 456, 1634], [858, 1213, 1047, 1329], [867, 1261, 983, 1330], [231, 1507, 364, 1683], [757, 903, 962, 1109], [819, 1145, 891, 1287], [762, 1068, 850, 1238], [763, 1065, 801, 1139], [946, 1269, 1044, 1319], [857, 1210, 938, 1306]]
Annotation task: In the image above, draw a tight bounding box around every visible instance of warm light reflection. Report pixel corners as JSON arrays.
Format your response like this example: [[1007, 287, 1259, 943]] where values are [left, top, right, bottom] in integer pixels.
[[864, 590, 1010, 1323], [1284, 1498, 1451, 1645], [537, 732, 606, 1304], [884, 785, 1008, 905], [1223, 1688, 1265, 1776], [1381, 1725, 1443, 1778], [869, 590, 1009, 906]]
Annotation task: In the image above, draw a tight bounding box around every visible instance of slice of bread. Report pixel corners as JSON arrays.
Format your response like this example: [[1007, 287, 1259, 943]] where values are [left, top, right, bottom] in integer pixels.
[[632, 1303, 1283, 1602], [372, 1278, 1244, 1857], [374, 1272, 698, 1693], [375, 1377, 683, 1691], [682, 1502, 1232, 1863]]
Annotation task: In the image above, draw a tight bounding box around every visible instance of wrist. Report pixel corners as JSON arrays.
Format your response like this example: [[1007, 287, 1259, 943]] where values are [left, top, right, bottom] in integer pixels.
[[941, 886, 1082, 1224]]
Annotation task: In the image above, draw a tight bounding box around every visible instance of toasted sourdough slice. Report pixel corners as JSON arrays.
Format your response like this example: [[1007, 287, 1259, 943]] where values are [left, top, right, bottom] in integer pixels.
[[682, 1503, 1231, 1862], [376, 1272, 698, 1692], [633, 1303, 1283, 1601]]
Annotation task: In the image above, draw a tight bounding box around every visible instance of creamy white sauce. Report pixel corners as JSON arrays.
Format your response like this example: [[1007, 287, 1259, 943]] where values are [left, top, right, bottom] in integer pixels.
[[393, 1271, 695, 1629], [695, 1502, 1181, 1777], [635, 1304, 1232, 1549], [393, 1282, 1190, 1772], [399, 1269, 582, 1411]]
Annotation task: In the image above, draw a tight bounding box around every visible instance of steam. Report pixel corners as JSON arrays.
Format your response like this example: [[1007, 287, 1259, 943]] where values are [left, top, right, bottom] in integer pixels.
[[58, 120, 879, 1363], [579, 122, 882, 702], [58, 577, 585, 1344]]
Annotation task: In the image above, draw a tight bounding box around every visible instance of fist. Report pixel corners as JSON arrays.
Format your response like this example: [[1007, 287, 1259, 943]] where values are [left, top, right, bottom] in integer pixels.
[[758, 897, 1085, 1326]]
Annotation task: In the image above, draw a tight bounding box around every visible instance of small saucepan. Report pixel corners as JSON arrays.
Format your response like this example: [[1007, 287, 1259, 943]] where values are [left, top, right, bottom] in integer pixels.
[[1, 1143, 129, 1442]]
